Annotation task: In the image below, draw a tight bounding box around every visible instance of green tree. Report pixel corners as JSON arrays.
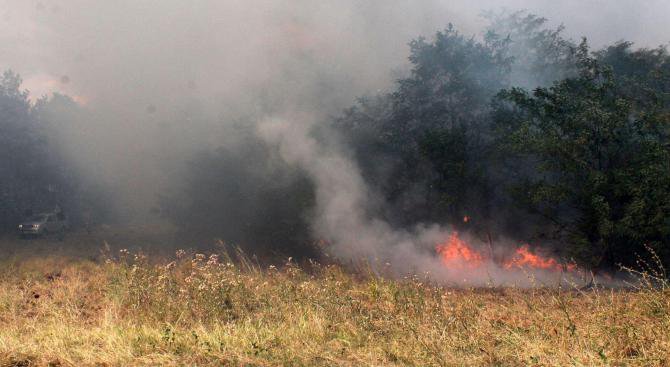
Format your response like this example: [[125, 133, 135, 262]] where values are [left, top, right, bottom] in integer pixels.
[[483, 10, 577, 89], [0, 71, 49, 229], [494, 42, 670, 268], [595, 42, 670, 102], [0, 70, 104, 230], [336, 12, 575, 231]]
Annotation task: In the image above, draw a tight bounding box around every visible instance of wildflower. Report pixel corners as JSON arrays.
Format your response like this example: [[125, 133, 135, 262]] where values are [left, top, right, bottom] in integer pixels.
[[207, 254, 219, 266]]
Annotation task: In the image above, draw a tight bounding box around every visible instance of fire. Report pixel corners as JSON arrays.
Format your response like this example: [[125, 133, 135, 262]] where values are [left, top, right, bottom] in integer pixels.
[[503, 245, 575, 271], [436, 232, 575, 273], [435, 232, 483, 268]]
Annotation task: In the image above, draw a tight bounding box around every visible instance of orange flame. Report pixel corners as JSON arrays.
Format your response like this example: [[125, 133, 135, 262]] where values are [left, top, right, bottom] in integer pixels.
[[436, 232, 483, 268], [503, 245, 575, 272], [435, 232, 576, 273]]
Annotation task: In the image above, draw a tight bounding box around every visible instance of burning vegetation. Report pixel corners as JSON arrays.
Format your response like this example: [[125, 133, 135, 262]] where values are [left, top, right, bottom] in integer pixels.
[[436, 232, 576, 273], [504, 245, 577, 272], [436, 232, 485, 269]]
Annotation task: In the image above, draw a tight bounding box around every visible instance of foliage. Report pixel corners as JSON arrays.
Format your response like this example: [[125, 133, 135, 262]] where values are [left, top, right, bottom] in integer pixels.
[[595, 41, 670, 108], [0, 72, 67, 228], [336, 12, 575, 234], [482, 10, 577, 88], [493, 42, 670, 268], [337, 13, 670, 269]]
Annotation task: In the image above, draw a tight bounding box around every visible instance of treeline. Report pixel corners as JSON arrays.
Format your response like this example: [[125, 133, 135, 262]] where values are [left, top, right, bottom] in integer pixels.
[[165, 12, 670, 268], [2, 11, 668, 270], [335, 12, 670, 269], [0, 71, 107, 230]]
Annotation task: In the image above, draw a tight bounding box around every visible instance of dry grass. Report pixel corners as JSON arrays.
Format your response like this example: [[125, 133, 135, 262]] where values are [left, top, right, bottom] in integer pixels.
[[0, 246, 668, 366]]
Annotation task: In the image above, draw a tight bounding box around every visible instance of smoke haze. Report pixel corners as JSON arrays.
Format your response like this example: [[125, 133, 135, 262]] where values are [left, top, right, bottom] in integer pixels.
[[1, 0, 666, 217], [0, 1, 668, 283]]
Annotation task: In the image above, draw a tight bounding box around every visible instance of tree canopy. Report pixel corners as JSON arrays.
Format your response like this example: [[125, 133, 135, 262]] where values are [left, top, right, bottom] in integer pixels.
[[335, 12, 670, 269], [2, 11, 669, 269]]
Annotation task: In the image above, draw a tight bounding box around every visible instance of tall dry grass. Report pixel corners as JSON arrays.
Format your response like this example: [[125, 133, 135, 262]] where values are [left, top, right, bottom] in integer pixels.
[[0, 247, 668, 366]]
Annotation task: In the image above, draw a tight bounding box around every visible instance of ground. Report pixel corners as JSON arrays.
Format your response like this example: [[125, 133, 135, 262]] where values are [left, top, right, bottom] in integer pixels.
[[0, 229, 668, 366]]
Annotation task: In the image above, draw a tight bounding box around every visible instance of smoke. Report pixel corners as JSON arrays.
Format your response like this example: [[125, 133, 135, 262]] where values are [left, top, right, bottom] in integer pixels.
[[0, 1, 667, 283], [2, 0, 460, 220], [257, 114, 598, 286], [0, 0, 667, 220], [258, 112, 440, 275]]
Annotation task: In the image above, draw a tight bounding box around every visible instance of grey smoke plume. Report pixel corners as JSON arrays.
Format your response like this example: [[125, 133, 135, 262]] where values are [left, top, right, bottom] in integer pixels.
[[2, 0, 461, 220], [258, 113, 591, 286]]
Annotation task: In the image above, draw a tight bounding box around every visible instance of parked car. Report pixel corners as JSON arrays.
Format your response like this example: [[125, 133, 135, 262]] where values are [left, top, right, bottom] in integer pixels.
[[18, 211, 68, 239]]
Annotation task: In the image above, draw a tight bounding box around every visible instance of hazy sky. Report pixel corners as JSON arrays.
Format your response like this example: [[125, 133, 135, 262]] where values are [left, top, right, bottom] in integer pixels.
[[1, 0, 668, 102]]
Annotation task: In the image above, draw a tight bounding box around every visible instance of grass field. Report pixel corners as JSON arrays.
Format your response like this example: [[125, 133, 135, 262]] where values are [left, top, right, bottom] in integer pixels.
[[0, 233, 668, 366]]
